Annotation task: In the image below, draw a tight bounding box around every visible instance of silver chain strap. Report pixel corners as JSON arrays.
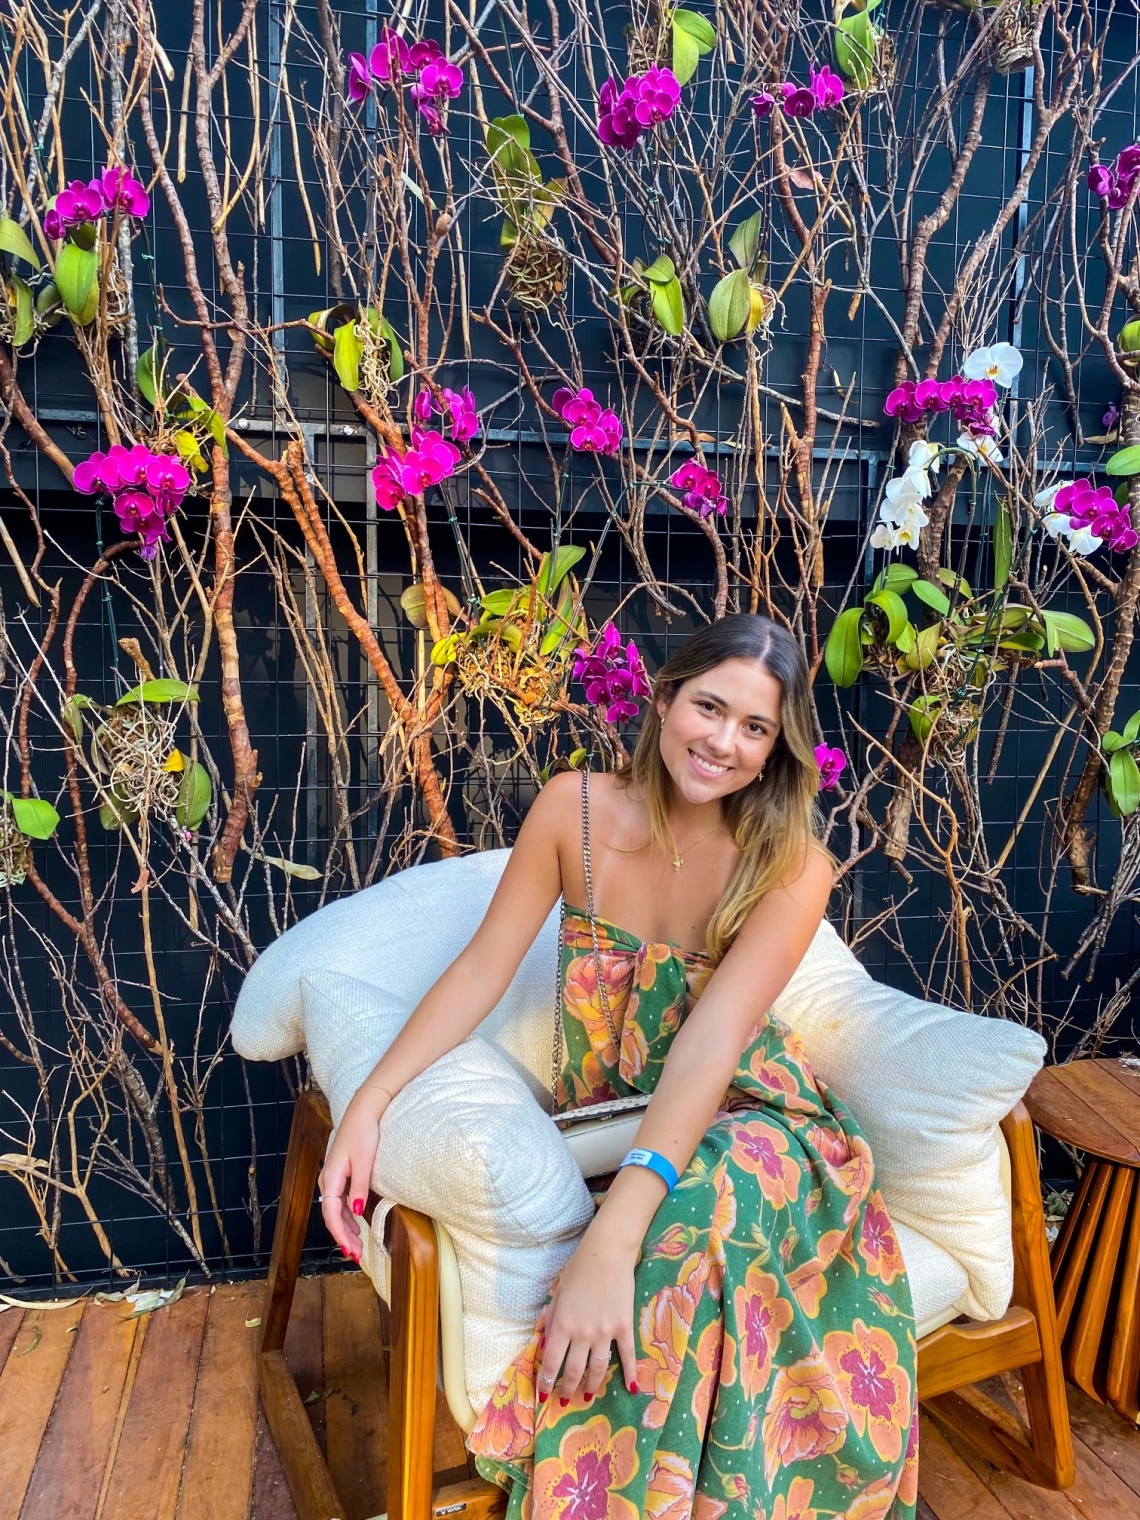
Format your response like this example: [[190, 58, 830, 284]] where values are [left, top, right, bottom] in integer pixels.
[[550, 769, 622, 1105]]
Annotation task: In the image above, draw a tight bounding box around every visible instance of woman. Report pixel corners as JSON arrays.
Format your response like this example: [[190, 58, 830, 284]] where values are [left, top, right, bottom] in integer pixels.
[[321, 614, 918, 1520]]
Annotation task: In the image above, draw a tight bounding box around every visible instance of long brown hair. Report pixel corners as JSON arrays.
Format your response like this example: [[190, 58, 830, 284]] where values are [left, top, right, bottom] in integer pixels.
[[622, 614, 828, 964]]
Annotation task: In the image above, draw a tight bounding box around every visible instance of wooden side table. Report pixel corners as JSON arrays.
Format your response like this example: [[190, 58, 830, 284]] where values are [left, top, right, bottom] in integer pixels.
[[1025, 1057, 1140, 1424]]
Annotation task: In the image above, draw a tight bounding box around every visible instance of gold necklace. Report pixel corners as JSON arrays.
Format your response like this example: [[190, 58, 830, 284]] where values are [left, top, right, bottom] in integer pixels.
[[669, 821, 724, 870]]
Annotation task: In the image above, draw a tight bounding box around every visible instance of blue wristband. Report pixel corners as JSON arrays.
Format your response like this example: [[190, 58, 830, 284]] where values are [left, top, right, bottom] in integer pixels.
[[619, 1148, 679, 1193]]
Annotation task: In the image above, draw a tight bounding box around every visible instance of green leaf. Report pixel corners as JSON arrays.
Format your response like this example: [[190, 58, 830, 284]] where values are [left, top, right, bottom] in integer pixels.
[[487, 114, 531, 155], [257, 852, 322, 880], [98, 788, 138, 831], [908, 694, 944, 746], [643, 255, 677, 286], [673, 9, 717, 48], [60, 694, 92, 741], [116, 679, 199, 706], [903, 620, 941, 671], [911, 579, 951, 615], [708, 268, 751, 343], [865, 588, 908, 644], [1040, 610, 1095, 654], [651, 276, 685, 336], [332, 321, 362, 393], [480, 588, 521, 616], [8, 796, 60, 840], [54, 241, 99, 323], [671, 25, 701, 86], [0, 216, 40, 270], [431, 633, 460, 666], [872, 561, 918, 594], [824, 607, 865, 686], [137, 341, 162, 407], [10, 275, 33, 347], [835, 7, 878, 90], [1106, 446, 1140, 477], [1108, 748, 1140, 817], [537, 543, 586, 597], [1123, 710, 1140, 745], [1103, 731, 1128, 754], [998, 630, 1045, 653], [994, 501, 1012, 590], [894, 621, 917, 656], [728, 211, 763, 274], [175, 761, 212, 830]]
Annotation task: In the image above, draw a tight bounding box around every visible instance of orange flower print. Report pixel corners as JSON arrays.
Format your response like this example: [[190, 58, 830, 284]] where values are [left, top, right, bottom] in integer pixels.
[[637, 1252, 710, 1428], [771, 1476, 819, 1520], [708, 1164, 737, 1276], [619, 1013, 650, 1082], [805, 1122, 852, 1168], [786, 1228, 850, 1318], [840, 1475, 899, 1520], [644, 1451, 695, 1520], [826, 1133, 874, 1205], [563, 953, 630, 1068], [732, 1263, 794, 1399], [568, 1049, 618, 1109], [823, 1320, 913, 1465], [646, 1222, 697, 1260], [469, 1348, 536, 1461], [692, 1496, 728, 1520], [691, 1319, 723, 1436], [531, 1414, 640, 1520], [722, 1473, 750, 1503], [897, 1403, 920, 1508], [857, 1192, 906, 1285], [747, 1051, 816, 1113], [729, 1120, 801, 1208], [762, 1351, 849, 1485]]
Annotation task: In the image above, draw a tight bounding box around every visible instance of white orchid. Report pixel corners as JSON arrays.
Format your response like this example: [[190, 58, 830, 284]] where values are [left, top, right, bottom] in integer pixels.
[[1034, 484, 1060, 510], [962, 342, 1023, 388], [907, 439, 941, 475], [956, 431, 1004, 467], [1043, 510, 1102, 557]]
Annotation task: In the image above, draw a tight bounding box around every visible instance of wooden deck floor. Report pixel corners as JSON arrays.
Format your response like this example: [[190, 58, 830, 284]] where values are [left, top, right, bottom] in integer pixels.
[[0, 1273, 1138, 1520]]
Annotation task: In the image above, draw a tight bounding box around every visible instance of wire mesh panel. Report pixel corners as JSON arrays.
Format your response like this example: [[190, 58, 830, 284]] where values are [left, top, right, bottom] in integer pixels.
[[0, 0, 1137, 1288]]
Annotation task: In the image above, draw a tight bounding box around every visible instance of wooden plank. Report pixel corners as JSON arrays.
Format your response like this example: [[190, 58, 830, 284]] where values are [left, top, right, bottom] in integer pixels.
[[0, 1307, 24, 1373], [250, 1407, 301, 1520], [19, 1303, 140, 1520], [1026, 1066, 1140, 1163], [176, 1283, 263, 1520], [0, 1305, 82, 1520], [914, 1415, 1011, 1520], [1065, 1379, 1140, 1499], [1054, 1066, 1140, 1164], [96, 1288, 211, 1520], [259, 1349, 346, 1520], [284, 1275, 327, 1456], [323, 1272, 389, 1520], [1067, 1165, 1133, 1397]]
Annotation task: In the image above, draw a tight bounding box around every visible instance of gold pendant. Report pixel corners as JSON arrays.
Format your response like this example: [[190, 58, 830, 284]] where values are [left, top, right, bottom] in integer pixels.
[[672, 855, 683, 870]]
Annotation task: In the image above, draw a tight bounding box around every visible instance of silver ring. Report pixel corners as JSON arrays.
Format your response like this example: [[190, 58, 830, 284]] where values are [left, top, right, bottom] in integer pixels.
[[536, 1369, 555, 1384], [318, 1193, 340, 1203]]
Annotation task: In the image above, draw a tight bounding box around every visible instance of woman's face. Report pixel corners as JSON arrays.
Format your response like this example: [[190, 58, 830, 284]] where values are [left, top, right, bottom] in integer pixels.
[[656, 657, 784, 804]]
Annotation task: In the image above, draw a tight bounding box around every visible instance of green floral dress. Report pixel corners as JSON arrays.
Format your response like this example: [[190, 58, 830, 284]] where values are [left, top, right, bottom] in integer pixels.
[[468, 908, 919, 1520]]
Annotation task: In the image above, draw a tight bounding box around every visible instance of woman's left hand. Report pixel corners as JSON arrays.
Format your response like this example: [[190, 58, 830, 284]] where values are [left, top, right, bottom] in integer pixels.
[[536, 1216, 640, 1404]]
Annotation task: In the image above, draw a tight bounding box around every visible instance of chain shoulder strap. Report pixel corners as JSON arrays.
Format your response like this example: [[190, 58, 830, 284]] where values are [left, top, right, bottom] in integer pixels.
[[549, 768, 623, 1107]]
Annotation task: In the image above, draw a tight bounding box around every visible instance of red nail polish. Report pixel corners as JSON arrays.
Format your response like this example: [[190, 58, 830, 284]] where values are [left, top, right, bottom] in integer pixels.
[[584, 1392, 593, 1403], [352, 1198, 364, 1216], [538, 1391, 548, 1404], [629, 1381, 638, 1395], [560, 1397, 569, 1407]]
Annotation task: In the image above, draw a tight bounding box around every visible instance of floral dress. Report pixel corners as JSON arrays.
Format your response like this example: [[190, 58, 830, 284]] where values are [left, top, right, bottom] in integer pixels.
[[467, 908, 919, 1520]]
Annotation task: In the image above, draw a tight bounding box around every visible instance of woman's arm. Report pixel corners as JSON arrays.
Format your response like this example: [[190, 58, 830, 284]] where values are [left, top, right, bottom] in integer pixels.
[[541, 846, 834, 1400], [318, 771, 575, 1257]]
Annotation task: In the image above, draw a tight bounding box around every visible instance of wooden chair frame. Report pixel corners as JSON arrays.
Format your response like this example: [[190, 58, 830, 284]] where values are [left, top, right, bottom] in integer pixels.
[[258, 1089, 1074, 1520]]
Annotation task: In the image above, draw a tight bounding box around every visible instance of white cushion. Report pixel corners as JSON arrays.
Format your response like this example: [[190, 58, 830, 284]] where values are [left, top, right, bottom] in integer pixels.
[[770, 920, 1045, 1320], [233, 850, 560, 1103], [298, 967, 594, 1412], [895, 1221, 969, 1338]]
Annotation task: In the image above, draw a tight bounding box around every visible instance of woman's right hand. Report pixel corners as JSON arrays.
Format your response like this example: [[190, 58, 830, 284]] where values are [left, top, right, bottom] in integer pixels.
[[318, 1088, 390, 1260]]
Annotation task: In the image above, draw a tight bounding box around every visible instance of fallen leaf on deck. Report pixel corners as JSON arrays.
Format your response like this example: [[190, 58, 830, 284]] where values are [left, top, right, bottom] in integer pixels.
[[18, 1324, 42, 1355], [123, 1274, 187, 1317], [245, 1316, 262, 1328]]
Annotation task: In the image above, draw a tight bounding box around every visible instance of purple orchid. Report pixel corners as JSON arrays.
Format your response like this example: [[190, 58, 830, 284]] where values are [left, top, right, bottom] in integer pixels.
[[414, 386, 481, 443], [74, 443, 191, 559], [780, 81, 816, 117], [670, 459, 728, 519], [809, 65, 845, 110], [551, 386, 623, 455], [99, 167, 149, 218], [597, 67, 681, 151], [572, 622, 651, 724], [751, 91, 775, 120], [398, 427, 462, 494], [814, 743, 847, 791], [1060, 480, 1139, 553], [346, 52, 371, 102], [372, 450, 407, 512]]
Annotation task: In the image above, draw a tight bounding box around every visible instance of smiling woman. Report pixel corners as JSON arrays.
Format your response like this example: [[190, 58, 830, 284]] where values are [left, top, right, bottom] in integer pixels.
[[319, 614, 918, 1520]]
